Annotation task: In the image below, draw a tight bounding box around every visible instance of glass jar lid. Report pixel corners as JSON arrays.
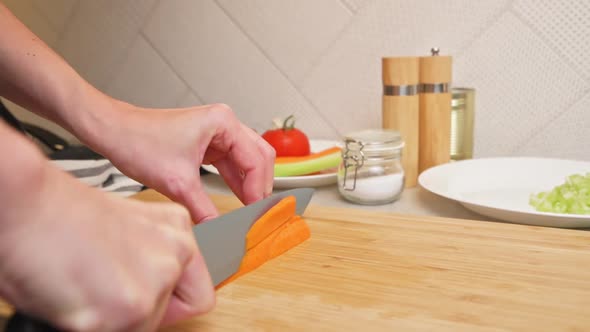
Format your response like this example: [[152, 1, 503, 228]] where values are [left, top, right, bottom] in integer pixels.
[[343, 129, 404, 157]]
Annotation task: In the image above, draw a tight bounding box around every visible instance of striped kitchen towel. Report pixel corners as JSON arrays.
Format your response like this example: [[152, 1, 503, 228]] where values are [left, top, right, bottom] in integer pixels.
[[52, 159, 144, 197], [1, 100, 144, 196]]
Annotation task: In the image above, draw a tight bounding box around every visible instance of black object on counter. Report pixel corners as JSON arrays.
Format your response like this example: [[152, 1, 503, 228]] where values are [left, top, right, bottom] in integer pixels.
[[5, 312, 61, 332]]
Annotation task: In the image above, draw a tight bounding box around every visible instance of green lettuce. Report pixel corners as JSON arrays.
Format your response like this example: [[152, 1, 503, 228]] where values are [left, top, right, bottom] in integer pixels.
[[529, 172, 590, 215]]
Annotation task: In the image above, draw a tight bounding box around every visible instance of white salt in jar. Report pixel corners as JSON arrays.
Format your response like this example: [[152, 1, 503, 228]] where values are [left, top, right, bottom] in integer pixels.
[[337, 129, 405, 205]]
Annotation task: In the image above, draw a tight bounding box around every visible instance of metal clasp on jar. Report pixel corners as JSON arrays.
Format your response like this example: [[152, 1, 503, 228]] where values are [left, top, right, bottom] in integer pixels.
[[342, 139, 365, 191]]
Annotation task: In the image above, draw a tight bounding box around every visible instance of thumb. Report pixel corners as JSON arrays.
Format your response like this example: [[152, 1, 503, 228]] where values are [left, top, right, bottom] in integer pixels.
[[183, 176, 219, 223], [159, 246, 216, 326]]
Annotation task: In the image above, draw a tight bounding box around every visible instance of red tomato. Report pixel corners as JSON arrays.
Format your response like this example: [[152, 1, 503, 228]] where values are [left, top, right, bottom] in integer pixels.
[[261, 116, 310, 157]]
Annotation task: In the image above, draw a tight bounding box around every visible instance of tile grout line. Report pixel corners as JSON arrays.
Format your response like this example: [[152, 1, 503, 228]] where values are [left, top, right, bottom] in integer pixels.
[[300, 0, 379, 86], [510, 88, 590, 155], [510, 7, 589, 84], [506, 6, 590, 153], [99, 0, 163, 93], [453, 0, 514, 60], [338, 0, 355, 14], [139, 0, 161, 34], [139, 31, 206, 105], [102, 0, 154, 96], [212, 0, 342, 138], [450, 3, 589, 155], [299, 3, 357, 89], [138, 0, 206, 108], [174, 88, 201, 108]]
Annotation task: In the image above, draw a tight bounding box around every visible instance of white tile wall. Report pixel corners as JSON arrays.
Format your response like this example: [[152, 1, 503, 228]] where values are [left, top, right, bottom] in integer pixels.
[[513, 0, 590, 80], [516, 93, 590, 160], [454, 11, 588, 158], [55, 0, 157, 90], [340, 0, 369, 13], [142, 0, 339, 137], [216, 0, 352, 85], [301, 0, 511, 137], [2, 0, 590, 160], [105, 36, 187, 108], [175, 90, 204, 108], [30, 0, 77, 34]]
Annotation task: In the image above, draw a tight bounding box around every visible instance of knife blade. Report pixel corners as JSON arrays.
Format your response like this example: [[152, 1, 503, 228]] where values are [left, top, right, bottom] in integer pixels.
[[4, 188, 315, 332], [195, 187, 314, 286]]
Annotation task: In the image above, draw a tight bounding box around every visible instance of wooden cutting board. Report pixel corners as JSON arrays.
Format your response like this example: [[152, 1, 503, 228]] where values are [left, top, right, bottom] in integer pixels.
[[133, 190, 590, 332], [2, 190, 590, 331]]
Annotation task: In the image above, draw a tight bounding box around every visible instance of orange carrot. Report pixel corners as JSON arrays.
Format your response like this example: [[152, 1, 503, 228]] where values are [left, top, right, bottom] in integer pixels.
[[275, 146, 341, 164], [216, 215, 310, 289], [246, 195, 296, 250], [267, 216, 310, 257]]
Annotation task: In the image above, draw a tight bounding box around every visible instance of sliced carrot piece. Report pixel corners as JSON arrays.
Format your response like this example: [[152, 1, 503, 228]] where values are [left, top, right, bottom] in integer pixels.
[[246, 195, 296, 250], [275, 146, 341, 164], [267, 216, 310, 257], [216, 215, 310, 289]]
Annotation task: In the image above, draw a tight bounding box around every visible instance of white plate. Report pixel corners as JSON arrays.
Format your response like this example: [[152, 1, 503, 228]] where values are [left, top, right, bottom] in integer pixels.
[[202, 139, 342, 189], [418, 157, 590, 228]]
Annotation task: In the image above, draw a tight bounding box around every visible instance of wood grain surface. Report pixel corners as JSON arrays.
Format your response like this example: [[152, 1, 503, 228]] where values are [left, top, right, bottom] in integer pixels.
[[418, 54, 452, 174], [3, 190, 590, 331], [382, 95, 420, 188], [381, 56, 420, 188], [142, 190, 590, 331], [418, 92, 452, 173]]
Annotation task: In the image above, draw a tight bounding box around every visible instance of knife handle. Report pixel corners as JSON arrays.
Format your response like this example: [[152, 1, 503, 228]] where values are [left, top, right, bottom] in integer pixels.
[[5, 312, 61, 332]]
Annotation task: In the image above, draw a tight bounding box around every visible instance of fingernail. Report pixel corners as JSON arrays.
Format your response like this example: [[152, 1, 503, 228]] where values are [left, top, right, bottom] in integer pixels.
[[199, 215, 217, 224]]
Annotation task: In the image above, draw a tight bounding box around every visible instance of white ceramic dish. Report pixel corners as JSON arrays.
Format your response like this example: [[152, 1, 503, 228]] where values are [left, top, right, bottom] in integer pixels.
[[418, 157, 590, 228], [202, 139, 342, 189]]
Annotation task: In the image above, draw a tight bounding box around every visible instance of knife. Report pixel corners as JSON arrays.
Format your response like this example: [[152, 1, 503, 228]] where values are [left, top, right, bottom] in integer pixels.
[[4, 188, 315, 332]]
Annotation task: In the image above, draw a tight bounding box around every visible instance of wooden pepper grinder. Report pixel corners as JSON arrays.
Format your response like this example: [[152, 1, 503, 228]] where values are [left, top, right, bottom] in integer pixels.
[[381, 56, 420, 188], [418, 48, 452, 174]]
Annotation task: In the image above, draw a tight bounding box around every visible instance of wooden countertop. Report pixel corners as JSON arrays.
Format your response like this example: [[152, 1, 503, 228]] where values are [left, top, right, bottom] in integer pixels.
[[3, 190, 590, 331], [199, 173, 491, 222]]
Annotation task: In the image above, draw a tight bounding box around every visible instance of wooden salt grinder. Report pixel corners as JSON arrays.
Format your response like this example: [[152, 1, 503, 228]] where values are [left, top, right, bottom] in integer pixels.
[[381, 57, 420, 188], [418, 48, 452, 174]]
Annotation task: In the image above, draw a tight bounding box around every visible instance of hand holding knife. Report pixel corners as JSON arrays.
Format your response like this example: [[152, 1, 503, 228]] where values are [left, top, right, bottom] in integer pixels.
[[4, 188, 313, 332]]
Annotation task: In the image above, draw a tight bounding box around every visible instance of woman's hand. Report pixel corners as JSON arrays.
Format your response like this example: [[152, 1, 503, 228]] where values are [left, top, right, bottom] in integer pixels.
[[0, 4, 275, 224], [90, 101, 276, 223], [0, 123, 215, 331], [0, 5, 274, 329]]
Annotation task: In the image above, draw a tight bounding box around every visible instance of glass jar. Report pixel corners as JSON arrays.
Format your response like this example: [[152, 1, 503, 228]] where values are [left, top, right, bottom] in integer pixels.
[[337, 129, 405, 205]]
